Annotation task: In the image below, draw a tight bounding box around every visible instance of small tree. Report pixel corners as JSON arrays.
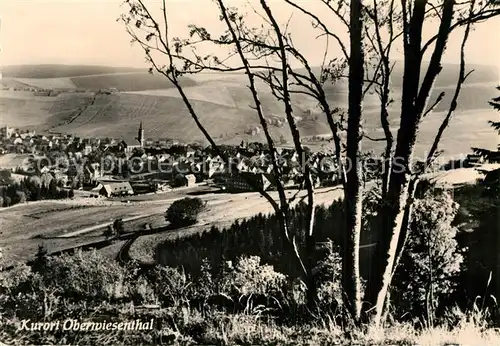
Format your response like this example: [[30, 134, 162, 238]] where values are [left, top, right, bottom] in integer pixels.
[[48, 179, 59, 199], [166, 197, 205, 227], [391, 186, 462, 324], [33, 244, 49, 273], [113, 218, 125, 236], [103, 225, 116, 242]]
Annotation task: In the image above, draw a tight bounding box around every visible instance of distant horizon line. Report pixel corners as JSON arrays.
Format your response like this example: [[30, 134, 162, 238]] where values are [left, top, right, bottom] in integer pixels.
[[2, 61, 499, 70], [1, 63, 147, 70]]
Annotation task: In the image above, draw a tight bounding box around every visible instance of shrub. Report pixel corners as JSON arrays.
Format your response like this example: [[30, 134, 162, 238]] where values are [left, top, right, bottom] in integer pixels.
[[41, 249, 129, 302], [219, 256, 287, 308], [32, 244, 49, 273], [165, 197, 205, 227], [113, 218, 125, 235], [150, 265, 193, 307], [314, 241, 343, 308], [392, 188, 463, 321], [103, 225, 116, 241], [14, 191, 26, 204], [3, 196, 11, 207]]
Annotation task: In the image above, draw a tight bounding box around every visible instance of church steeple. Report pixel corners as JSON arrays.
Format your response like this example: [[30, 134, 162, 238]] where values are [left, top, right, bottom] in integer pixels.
[[137, 122, 144, 147]]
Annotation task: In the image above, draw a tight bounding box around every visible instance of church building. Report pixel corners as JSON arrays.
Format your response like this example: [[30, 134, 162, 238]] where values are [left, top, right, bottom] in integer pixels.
[[124, 122, 145, 154]]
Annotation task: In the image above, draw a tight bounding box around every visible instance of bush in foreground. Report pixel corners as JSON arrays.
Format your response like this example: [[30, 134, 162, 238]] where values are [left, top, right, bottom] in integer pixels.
[[391, 188, 464, 323], [1, 251, 499, 345]]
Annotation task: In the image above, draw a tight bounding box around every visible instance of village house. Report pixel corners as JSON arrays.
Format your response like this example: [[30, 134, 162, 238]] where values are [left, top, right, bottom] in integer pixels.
[[157, 154, 171, 163], [0, 126, 14, 139], [83, 144, 92, 156], [221, 172, 276, 193], [186, 149, 196, 158], [207, 158, 225, 178], [99, 182, 134, 197], [84, 163, 101, 184], [173, 173, 197, 188]]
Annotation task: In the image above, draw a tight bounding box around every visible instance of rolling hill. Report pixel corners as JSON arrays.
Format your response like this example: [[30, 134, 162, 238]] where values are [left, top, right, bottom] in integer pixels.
[[1, 63, 498, 156], [0, 91, 96, 129], [2, 64, 197, 91], [50, 92, 332, 145], [70, 72, 197, 91], [2, 64, 145, 78]]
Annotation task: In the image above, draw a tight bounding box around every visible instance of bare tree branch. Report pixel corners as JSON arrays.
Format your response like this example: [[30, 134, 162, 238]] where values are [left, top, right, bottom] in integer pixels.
[[423, 91, 445, 118], [425, 0, 476, 169], [284, 0, 349, 60], [260, 0, 317, 305]]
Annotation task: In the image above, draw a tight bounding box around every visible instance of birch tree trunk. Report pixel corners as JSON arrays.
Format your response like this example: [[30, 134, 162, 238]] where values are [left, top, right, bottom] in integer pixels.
[[343, 0, 364, 322], [366, 0, 456, 326]]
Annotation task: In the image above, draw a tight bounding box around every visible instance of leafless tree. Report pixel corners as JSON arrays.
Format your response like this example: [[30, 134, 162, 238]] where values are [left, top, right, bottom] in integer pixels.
[[121, 0, 500, 325], [120, 0, 327, 308], [362, 0, 493, 325]]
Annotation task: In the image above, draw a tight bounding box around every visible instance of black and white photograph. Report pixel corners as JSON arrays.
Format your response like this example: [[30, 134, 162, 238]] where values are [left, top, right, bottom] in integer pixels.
[[0, 0, 499, 344]]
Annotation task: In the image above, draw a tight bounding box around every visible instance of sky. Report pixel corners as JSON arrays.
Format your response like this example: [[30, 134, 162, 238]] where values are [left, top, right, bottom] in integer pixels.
[[1, 0, 499, 71]]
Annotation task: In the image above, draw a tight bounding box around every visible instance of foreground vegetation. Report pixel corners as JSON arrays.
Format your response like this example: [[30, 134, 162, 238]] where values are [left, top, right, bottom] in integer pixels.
[[2, 180, 500, 344], [1, 248, 498, 345]]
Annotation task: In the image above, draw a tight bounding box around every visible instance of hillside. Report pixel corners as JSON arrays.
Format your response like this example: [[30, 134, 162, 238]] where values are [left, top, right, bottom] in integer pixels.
[[1, 63, 498, 156], [2, 64, 198, 91], [45, 83, 500, 157], [70, 72, 197, 91], [1, 64, 145, 78], [5, 62, 497, 92], [50, 92, 331, 145], [302, 62, 499, 89], [3, 73, 197, 92], [0, 91, 96, 129]]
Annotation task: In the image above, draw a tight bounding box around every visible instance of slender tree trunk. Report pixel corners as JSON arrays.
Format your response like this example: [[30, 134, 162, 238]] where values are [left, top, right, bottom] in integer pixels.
[[366, 0, 455, 325], [260, 0, 317, 307], [380, 109, 393, 199], [391, 178, 419, 275], [343, 0, 364, 322], [305, 176, 317, 309], [216, 0, 308, 280]]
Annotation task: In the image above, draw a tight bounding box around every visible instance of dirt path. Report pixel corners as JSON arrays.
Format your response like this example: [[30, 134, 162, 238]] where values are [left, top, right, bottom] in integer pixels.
[[58, 213, 162, 238]]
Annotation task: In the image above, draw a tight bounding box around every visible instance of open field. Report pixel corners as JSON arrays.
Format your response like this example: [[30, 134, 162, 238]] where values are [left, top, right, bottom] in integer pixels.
[[14, 77, 77, 90], [70, 72, 197, 91], [368, 107, 499, 159], [0, 199, 170, 265], [50, 92, 331, 145], [424, 164, 500, 185], [7, 73, 197, 92], [33, 87, 500, 154], [0, 186, 343, 266], [1, 77, 33, 89], [0, 90, 95, 129]]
